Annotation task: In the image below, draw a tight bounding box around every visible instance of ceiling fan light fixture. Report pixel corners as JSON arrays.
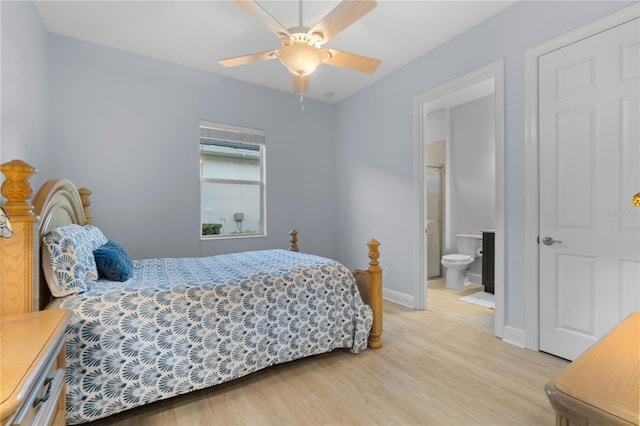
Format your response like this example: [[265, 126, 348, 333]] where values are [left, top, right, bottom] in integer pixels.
[[278, 43, 324, 76], [222, 0, 381, 93]]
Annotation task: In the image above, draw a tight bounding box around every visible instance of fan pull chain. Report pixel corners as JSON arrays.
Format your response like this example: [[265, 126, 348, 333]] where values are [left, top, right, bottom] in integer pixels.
[[300, 95, 305, 111]]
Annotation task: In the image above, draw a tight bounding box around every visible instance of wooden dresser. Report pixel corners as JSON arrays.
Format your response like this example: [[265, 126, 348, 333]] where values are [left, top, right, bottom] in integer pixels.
[[545, 311, 640, 426], [0, 309, 71, 426]]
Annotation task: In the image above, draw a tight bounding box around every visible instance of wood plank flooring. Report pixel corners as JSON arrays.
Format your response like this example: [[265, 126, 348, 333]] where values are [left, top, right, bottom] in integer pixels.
[[427, 278, 495, 332], [86, 302, 568, 426]]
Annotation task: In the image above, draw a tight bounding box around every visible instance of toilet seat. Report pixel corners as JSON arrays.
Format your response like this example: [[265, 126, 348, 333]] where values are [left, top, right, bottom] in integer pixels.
[[442, 254, 473, 263]]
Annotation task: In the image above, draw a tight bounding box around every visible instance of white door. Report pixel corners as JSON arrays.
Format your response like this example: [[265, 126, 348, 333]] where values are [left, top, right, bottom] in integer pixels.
[[539, 18, 640, 361]]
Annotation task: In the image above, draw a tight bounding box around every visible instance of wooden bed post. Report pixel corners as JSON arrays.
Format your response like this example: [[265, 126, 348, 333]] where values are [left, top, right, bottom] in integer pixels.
[[353, 239, 383, 349], [288, 229, 299, 252], [78, 187, 93, 224], [0, 160, 38, 316], [365, 239, 383, 348]]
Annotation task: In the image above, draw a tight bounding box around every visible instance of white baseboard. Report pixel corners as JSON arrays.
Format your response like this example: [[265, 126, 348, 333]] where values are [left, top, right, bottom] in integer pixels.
[[383, 288, 414, 308], [502, 325, 526, 348]]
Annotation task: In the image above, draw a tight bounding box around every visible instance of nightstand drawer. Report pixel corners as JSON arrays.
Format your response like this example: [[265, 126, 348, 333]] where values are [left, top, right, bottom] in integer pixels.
[[10, 339, 65, 426]]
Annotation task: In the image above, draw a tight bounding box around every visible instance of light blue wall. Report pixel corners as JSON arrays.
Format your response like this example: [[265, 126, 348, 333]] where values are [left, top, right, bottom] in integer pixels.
[[0, 0, 53, 190], [449, 94, 495, 250], [2, 1, 338, 262], [334, 1, 634, 331], [48, 35, 337, 260]]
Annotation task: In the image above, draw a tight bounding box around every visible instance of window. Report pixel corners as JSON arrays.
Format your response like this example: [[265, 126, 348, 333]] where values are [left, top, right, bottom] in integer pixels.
[[200, 121, 265, 238]]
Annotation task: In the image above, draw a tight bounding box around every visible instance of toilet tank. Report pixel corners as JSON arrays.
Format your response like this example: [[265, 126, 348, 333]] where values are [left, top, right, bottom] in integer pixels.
[[455, 234, 482, 256]]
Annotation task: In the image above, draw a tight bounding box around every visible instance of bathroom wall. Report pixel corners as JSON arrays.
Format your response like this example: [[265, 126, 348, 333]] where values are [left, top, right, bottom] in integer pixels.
[[448, 94, 496, 252]]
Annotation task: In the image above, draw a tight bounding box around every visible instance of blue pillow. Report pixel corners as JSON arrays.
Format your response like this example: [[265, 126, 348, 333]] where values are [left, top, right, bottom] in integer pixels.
[[93, 240, 134, 282]]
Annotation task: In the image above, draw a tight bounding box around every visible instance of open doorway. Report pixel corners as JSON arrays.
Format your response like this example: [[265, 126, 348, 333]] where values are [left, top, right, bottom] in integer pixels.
[[413, 61, 505, 338]]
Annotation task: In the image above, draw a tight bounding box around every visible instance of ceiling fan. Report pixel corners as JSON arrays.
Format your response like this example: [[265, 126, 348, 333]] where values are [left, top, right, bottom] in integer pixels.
[[218, 0, 381, 94]]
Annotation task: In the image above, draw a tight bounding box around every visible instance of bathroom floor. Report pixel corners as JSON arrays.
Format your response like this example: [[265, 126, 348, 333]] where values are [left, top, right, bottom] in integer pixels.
[[427, 278, 494, 333]]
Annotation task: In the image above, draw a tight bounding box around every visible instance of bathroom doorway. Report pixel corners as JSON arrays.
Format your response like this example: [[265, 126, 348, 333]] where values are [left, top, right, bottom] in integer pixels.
[[413, 61, 505, 337], [424, 86, 495, 333]]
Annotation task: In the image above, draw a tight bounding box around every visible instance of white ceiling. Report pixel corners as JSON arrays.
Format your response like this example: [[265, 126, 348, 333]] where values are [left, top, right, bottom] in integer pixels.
[[34, 1, 515, 103]]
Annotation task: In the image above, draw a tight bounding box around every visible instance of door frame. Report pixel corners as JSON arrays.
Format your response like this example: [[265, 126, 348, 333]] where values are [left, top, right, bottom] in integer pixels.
[[523, 4, 639, 351], [412, 60, 505, 339]]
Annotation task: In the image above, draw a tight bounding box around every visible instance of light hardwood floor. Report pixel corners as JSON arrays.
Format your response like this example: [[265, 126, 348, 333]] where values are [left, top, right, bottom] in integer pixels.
[[427, 278, 495, 332], [86, 301, 568, 426]]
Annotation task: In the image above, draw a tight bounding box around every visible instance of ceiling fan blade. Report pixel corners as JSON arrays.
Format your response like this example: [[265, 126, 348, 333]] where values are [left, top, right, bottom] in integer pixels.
[[293, 75, 309, 93], [325, 49, 380, 74], [234, 0, 291, 40], [218, 50, 279, 68], [309, 0, 377, 44]]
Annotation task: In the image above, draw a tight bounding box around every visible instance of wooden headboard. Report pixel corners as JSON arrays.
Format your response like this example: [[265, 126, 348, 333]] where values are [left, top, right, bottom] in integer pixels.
[[32, 178, 93, 310], [34, 179, 89, 232], [0, 159, 95, 314]]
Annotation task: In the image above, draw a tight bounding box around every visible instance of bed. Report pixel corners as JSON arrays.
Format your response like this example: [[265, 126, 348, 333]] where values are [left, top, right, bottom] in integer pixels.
[[0, 161, 383, 425]]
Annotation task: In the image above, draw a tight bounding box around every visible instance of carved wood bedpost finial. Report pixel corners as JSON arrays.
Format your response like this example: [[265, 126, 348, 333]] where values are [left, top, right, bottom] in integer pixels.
[[367, 238, 383, 349], [78, 187, 93, 224], [288, 229, 299, 252], [367, 238, 381, 269], [0, 159, 38, 221], [0, 159, 38, 315]]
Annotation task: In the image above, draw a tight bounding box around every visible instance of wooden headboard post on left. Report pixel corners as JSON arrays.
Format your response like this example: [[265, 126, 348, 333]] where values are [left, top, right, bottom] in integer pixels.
[[0, 160, 39, 316]]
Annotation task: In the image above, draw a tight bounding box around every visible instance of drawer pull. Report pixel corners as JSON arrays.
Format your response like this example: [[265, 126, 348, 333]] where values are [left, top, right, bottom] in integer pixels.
[[33, 376, 53, 408]]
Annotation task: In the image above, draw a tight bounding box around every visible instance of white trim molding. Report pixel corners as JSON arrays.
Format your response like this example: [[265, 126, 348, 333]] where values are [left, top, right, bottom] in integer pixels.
[[524, 4, 640, 352], [502, 326, 526, 349], [412, 60, 505, 339], [383, 288, 414, 309]]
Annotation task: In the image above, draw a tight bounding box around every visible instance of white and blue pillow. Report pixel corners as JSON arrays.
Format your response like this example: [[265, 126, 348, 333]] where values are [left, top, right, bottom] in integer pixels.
[[43, 224, 108, 297]]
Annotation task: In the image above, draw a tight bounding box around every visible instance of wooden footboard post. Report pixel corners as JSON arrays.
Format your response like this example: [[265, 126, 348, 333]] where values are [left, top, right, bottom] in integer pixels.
[[353, 239, 383, 348], [288, 229, 299, 252], [0, 160, 38, 315], [366, 239, 383, 349]]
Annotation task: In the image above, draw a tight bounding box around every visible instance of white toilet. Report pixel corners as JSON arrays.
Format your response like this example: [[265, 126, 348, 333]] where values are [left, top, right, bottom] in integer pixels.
[[441, 234, 483, 289]]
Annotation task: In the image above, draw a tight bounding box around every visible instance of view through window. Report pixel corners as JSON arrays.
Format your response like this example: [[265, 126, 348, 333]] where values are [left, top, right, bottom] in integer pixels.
[[200, 121, 265, 238]]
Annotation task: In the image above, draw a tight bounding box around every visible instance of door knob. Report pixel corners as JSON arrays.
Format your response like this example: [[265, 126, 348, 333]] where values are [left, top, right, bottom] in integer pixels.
[[542, 236, 562, 246]]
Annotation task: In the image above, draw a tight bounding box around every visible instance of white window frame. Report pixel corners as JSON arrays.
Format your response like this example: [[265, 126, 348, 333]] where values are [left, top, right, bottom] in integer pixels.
[[199, 120, 266, 239]]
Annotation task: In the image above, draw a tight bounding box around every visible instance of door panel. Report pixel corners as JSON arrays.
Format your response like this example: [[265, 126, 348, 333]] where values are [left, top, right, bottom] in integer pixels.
[[621, 96, 639, 232], [556, 106, 595, 229], [620, 260, 640, 315], [539, 18, 640, 360], [556, 254, 595, 335]]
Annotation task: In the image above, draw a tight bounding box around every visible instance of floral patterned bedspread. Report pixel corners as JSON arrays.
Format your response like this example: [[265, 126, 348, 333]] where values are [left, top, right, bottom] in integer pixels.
[[58, 249, 373, 424]]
